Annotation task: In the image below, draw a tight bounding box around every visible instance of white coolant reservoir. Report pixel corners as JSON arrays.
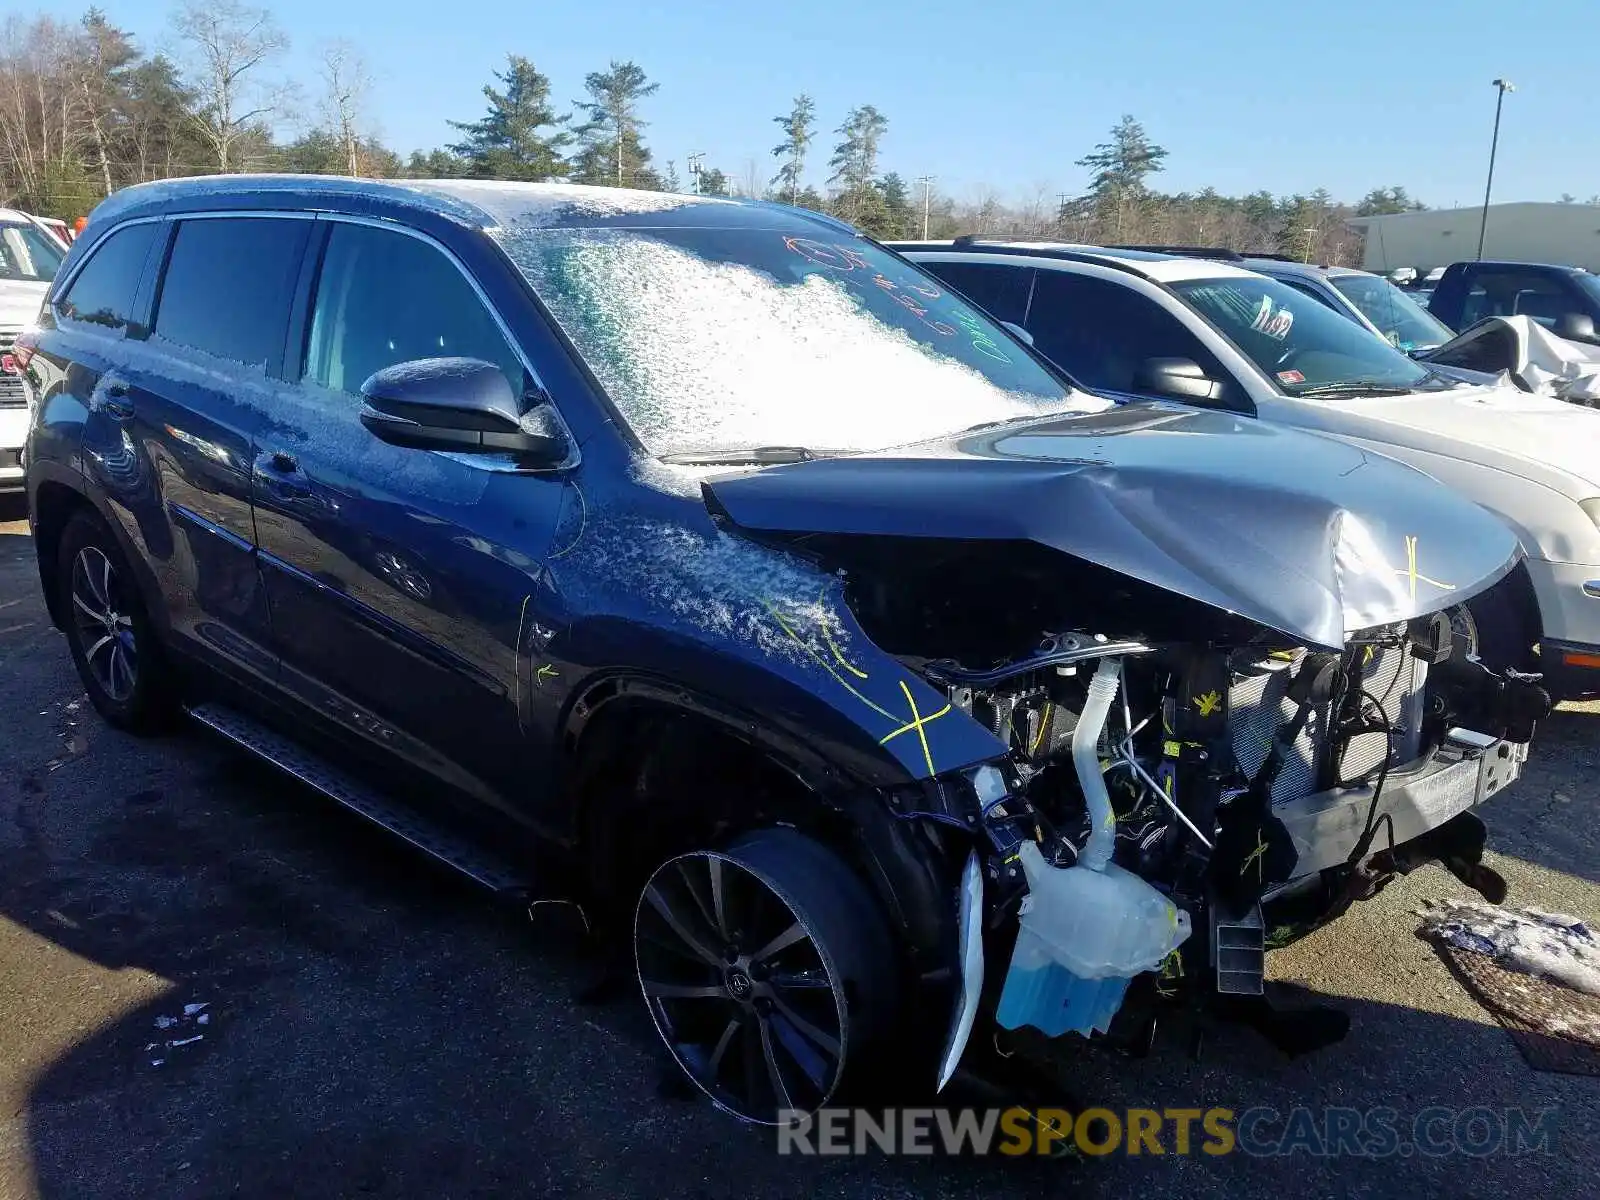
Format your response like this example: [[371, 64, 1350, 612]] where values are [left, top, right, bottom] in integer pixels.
[[996, 841, 1192, 1037]]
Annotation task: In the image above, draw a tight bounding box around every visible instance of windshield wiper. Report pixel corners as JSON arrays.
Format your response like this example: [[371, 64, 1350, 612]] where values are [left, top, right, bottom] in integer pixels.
[[658, 445, 815, 465], [1292, 381, 1419, 398]]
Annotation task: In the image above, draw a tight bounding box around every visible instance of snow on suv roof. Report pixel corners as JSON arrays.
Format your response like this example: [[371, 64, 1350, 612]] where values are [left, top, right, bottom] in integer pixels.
[[891, 239, 1257, 283], [87, 174, 744, 235]]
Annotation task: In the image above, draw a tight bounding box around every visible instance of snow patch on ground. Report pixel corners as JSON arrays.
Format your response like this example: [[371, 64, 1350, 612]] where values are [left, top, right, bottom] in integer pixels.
[[1421, 899, 1600, 996]]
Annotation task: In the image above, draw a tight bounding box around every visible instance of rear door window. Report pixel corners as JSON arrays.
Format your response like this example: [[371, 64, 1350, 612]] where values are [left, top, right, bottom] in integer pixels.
[[303, 221, 527, 397], [918, 260, 1034, 324], [154, 217, 308, 369], [56, 222, 161, 335]]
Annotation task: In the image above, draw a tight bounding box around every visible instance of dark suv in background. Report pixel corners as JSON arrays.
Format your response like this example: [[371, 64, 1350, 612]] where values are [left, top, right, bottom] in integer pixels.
[[20, 178, 1543, 1125]]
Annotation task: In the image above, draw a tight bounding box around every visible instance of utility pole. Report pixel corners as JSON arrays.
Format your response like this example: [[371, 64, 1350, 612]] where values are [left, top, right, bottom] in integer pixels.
[[1478, 79, 1515, 260], [686, 152, 706, 196], [915, 174, 934, 239]]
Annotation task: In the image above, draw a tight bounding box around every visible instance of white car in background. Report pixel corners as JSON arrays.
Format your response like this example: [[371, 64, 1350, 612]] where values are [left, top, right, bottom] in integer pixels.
[[894, 238, 1600, 699], [0, 207, 65, 490]]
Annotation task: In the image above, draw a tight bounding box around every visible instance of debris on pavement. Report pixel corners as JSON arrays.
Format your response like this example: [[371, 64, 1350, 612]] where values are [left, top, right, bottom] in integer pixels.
[[146, 1003, 212, 1067], [1421, 900, 1600, 1076], [1420, 900, 1600, 996]]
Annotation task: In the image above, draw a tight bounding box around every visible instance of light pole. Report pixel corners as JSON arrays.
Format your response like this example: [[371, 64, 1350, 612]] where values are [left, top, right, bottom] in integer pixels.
[[914, 175, 935, 239], [1477, 79, 1515, 260], [686, 152, 705, 196]]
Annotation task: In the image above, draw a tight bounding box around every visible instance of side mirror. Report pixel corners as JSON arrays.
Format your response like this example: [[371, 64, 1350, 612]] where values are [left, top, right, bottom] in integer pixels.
[[1000, 320, 1035, 347], [359, 357, 568, 465], [1133, 356, 1224, 403], [1555, 312, 1598, 343]]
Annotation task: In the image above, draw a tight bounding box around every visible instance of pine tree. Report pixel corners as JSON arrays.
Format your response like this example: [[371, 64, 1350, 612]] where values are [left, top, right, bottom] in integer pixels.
[[698, 166, 729, 197], [115, 54, 205, 181], [1076, 115, 1168, 240], [447, 56, 570, 180], [1356, 186, 1424, 216], [828, 104, 887, 225], [570, 60, 660, 188], [878, 171, 913, 238], [770, 93, 815, 206]]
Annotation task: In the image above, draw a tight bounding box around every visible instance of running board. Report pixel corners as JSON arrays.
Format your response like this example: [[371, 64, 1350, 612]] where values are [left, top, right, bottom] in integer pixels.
[[185, 702, 534, 896]]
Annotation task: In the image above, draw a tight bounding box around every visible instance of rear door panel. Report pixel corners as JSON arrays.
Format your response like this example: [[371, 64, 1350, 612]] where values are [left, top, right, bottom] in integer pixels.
[[104, 215, 310, 681]]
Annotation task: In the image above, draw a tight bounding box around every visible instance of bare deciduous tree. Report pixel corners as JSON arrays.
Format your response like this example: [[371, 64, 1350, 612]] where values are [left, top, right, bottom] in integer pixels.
[[319, 40, 369, 176], [172, 0, 287, 172]]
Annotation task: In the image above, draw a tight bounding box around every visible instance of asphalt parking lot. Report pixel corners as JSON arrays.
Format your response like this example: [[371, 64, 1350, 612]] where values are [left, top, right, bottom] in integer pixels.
[[1, 493, 1596, 1199]]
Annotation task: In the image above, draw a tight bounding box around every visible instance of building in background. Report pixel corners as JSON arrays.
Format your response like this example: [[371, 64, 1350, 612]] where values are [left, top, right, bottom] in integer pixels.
[[1349, 201, 1600, 273]]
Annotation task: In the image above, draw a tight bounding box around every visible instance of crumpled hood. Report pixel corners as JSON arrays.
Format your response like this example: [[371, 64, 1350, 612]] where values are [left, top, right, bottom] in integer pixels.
[[703, 405, 1521, 651]]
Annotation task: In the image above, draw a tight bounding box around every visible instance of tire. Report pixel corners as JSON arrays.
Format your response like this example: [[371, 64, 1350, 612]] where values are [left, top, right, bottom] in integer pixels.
[[57, 510, 175, 733], [634, 827, 899, 1125]]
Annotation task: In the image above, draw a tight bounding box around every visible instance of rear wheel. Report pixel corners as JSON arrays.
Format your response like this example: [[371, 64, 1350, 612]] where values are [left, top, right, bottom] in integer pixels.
[[57, 510, 174, 732], [634, 828, 897, 1124]]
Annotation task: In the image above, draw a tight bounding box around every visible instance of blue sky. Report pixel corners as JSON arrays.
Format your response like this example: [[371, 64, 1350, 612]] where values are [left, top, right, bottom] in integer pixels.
[[107, 0, 1596, 208]]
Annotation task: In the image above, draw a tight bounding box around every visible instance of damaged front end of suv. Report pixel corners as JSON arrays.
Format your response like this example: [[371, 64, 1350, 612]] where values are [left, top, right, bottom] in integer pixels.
[[698, 404, 1547, 1094]]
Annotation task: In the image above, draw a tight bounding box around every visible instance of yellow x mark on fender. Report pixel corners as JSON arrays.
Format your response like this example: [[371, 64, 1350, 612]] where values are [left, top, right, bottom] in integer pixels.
[[879, 680, 952, 776], [1397, 535, 1456, 604]]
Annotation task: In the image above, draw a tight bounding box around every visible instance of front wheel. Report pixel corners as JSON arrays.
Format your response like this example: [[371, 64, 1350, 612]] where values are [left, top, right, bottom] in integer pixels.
[[634, 828, 898, 1125], [57, 510, 175, 732]]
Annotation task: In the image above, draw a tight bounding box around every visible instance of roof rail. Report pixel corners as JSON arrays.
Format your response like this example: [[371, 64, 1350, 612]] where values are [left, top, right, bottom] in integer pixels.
[[1105, 244, 1245, 262], [952, 232, 1071, 247]]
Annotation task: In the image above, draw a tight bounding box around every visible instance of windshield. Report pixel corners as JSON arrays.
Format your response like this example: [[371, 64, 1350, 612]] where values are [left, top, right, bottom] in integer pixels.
[[1170, 275, 1435, 395], [494, 224, 1100, 455], [1329, 272, 1453, 351], [0, 221, 64, 283]]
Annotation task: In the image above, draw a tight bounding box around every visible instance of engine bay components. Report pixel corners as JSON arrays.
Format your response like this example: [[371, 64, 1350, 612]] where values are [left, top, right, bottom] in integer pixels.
[[994, 660, 1192, 1037]]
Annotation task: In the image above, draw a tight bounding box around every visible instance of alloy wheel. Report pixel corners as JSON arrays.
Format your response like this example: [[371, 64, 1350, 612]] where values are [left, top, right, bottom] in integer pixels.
[[70, 545, 138, 702], [635, 849, 849, 1124]]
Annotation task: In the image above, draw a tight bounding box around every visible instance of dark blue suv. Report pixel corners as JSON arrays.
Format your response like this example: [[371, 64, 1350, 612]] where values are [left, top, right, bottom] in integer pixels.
[[21, 177, 1545, 1122]]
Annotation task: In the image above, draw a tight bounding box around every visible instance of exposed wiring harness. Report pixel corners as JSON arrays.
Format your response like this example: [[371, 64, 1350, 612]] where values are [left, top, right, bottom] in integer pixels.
[[1101, 661, 1215, 850], [1343, 687, 1398, 866]]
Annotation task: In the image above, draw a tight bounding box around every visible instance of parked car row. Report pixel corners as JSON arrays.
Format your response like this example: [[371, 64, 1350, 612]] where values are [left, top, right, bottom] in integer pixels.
[[13, 179, 1574, 1125], [0, 208, 68, 490], [892, 237, 1600, 701]]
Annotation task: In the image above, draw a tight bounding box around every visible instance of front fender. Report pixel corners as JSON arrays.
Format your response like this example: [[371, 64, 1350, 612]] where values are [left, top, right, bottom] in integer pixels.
[[530, 486, 1010, 784]]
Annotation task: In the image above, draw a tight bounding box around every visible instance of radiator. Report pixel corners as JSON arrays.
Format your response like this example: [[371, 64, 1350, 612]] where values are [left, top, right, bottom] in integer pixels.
[[1228, 638, 1427, 808]]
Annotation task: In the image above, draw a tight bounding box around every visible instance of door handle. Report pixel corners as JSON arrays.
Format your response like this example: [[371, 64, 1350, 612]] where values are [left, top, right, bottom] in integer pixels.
[[99, 376, 133, 419], [257, 449, 310, 498]]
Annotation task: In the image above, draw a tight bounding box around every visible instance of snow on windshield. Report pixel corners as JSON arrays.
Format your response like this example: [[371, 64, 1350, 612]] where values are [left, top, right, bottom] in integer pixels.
[[498, 229, 1102, 455]]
